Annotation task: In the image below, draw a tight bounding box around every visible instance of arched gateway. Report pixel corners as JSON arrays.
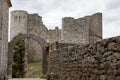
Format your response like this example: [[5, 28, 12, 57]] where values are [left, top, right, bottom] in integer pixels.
[[7, 34, 48, 78]]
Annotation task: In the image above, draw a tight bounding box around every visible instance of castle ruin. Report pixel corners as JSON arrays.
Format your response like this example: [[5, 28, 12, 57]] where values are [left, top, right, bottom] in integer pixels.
[[0, 0, 120, 80], [10, 11, 102, 62]]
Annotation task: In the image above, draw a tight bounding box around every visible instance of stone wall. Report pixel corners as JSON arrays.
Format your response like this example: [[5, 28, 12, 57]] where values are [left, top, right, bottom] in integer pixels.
[[61, 13, 102, 44], [48, 27, 61, 43], [48, 36, 120, 80], [61, 17, 89, 44], [0, 0, 11, 79], [27, 14, 62, 61], [27, 14, 48, 62]]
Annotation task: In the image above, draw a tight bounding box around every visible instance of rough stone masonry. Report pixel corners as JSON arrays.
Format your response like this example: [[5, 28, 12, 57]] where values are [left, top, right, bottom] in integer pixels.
[[48, 36, 120, 80]]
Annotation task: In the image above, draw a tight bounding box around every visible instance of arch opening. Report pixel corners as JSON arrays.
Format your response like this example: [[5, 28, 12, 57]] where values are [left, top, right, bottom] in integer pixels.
[[7, 34, 48, 78]]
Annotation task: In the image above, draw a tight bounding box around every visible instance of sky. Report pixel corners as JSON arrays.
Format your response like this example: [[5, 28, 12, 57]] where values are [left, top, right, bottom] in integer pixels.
[[10, 0, 120, 39]]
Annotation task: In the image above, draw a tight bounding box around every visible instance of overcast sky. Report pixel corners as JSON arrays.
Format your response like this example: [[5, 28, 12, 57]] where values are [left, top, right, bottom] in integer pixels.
[[10, 0, 120, 39]]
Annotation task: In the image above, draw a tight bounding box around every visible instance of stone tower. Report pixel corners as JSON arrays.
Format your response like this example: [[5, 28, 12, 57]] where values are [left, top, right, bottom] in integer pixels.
[[61, 13, 102, 44], [10, 10, 28, 40], [88, 13, 102, 42]]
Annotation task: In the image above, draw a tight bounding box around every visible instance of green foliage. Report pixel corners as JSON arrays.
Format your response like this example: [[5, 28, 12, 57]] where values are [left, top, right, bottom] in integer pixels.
[[12, 39, 25, 78], [46, 74, 51, 80]]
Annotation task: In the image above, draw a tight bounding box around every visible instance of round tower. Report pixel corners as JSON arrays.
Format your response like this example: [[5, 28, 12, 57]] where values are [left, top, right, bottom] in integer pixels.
[[10, 10, 28, 40]]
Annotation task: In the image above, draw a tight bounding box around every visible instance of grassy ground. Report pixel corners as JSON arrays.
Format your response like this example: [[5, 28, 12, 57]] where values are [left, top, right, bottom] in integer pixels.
[[26, 62, 42, 78]]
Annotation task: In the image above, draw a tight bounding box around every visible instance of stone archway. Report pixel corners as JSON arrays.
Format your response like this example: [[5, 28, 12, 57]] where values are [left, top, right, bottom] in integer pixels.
[[7, 34, 48, 78]]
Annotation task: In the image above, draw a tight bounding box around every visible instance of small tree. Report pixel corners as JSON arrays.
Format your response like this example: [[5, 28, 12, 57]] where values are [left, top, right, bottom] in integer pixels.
[[12, 39, 25, 78]]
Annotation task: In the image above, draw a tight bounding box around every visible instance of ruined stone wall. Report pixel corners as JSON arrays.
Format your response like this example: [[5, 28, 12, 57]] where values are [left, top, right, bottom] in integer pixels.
[[27, 13, 48, 39], [27, 26, 61, 61], [47, 27, 61, 43], [48, 36, 120, 80], [27, 14, 48, 62], [61, 13, 102, 44], [0, 0, 11, 79], [61, 17, 89, 44]]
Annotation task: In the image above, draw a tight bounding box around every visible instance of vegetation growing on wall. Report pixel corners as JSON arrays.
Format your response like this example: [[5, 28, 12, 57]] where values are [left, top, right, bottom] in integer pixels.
[[12, 39, 25, 78]]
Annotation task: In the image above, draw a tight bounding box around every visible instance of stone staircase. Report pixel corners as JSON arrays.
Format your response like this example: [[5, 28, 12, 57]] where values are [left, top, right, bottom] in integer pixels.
[[9, 78, 46, 80]]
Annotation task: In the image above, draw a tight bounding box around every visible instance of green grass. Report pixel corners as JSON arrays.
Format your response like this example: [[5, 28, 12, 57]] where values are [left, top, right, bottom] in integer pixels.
[[26, 62, 42, 78]]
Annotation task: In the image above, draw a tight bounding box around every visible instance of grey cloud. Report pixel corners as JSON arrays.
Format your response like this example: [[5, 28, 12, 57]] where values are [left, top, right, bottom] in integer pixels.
[[106, 1, 120, 10]]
